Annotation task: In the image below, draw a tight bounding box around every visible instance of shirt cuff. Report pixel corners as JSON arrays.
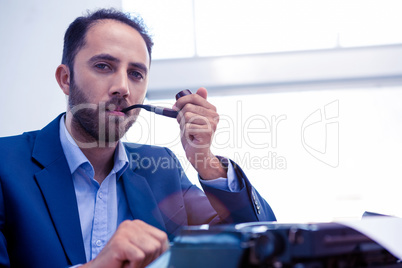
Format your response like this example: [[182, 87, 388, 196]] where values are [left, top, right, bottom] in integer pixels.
[[199, 159, 241, 192]]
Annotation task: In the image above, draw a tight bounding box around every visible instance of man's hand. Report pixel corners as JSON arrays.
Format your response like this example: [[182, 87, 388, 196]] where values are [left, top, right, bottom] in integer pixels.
[[82, 220, 169, 268], [174, 87, 227, 180]]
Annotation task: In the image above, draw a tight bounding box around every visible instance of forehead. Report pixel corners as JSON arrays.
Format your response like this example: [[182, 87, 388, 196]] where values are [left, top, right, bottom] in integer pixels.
[[78, 19, 150, 66]]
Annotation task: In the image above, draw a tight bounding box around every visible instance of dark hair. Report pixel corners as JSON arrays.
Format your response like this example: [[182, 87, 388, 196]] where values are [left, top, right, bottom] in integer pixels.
[[62, 8, 153, 73]]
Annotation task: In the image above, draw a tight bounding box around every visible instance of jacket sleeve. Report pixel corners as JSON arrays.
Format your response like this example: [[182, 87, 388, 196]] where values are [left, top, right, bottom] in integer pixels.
[[164, 148, 276, 225], [200, 158, 276, 223]]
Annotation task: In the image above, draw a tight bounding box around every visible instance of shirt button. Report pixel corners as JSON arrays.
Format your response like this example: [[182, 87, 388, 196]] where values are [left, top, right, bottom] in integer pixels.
[[98, 192, 103, 199], [95, 240, 102, 247]]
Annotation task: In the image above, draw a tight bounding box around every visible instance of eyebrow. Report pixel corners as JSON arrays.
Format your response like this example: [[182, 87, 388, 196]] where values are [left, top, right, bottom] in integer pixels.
[[88, 53, 148, 75]]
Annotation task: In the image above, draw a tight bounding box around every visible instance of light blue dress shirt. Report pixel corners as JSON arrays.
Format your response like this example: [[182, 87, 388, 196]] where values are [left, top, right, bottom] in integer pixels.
[[59, 115, 239, 263], [59, 116, 133, 262]]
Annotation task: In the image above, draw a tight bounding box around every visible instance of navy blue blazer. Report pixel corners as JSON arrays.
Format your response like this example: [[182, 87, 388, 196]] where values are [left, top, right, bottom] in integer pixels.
[[0, 114, 275, 267]]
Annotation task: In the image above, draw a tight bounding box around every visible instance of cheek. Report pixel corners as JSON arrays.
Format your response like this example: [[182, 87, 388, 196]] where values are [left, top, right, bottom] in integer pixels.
[[77, 77, 107, 100], [130, 86, 148, 103], [73, 63, 107, 90]]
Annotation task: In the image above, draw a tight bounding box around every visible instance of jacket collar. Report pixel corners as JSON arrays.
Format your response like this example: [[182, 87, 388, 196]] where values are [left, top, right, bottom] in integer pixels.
[[31, 114, 167, 264], [32, 113, 67, 167], [32, 113, 87, 265]]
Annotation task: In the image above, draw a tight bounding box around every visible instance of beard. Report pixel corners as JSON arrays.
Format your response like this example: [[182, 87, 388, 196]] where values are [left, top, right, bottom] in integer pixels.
[[68, 78, 138, 145]]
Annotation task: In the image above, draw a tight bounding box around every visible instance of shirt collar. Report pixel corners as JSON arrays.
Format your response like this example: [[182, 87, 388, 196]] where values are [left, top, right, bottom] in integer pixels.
[[59, 115, 128, 178], [113, 140, 129, 179]]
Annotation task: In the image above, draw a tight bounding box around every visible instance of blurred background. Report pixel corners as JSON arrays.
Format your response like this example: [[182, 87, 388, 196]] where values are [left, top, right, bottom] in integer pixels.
[[1, 0, 401, 223]]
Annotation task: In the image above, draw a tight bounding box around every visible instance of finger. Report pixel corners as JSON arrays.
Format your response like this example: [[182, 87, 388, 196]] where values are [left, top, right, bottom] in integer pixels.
[[116, 220, 167, 267], [177, 106, 219, 126], [181, 124, 214, 145], [123, 244, 146, 268], [182, 121, 216, 136], [178, 113, 216, 128], [122, 234, 162, 268], [172, 88, 207, 110], [174, 90, 216, 111], [128, 221, 168, 262], [134, 220, 168, 245], [196, 87, 208, 99]]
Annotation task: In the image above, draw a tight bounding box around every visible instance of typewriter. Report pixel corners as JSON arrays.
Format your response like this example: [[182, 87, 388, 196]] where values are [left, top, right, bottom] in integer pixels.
[[168, 222, 401, 268]]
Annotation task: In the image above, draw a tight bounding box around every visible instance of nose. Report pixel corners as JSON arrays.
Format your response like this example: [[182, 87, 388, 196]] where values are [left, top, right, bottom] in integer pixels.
[[109, 70, 130, 97]]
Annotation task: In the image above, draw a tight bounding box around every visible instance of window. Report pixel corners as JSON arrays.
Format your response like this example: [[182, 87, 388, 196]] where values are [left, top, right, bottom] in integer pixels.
[[123, 0, 402, 59]]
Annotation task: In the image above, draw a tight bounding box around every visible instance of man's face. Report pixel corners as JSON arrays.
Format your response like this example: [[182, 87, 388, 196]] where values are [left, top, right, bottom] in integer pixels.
[[68, 19, 150, 144]]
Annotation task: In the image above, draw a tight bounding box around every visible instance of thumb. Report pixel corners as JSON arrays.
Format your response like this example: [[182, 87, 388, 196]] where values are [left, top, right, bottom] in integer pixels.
[[196, 87, 208, 100]]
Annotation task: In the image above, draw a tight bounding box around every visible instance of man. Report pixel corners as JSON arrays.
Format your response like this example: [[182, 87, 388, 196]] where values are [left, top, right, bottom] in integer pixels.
[[0, 8, 275, 268]]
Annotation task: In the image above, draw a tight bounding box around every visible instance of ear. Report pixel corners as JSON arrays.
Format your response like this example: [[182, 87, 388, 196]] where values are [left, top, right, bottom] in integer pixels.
[[55, 64, 71, 96]]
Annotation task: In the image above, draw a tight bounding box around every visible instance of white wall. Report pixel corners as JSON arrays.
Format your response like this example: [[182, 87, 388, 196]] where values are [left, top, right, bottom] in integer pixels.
[[0, 0, 122, 137]]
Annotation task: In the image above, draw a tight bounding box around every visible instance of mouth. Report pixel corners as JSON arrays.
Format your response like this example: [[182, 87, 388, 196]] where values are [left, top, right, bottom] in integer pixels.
[[106, 105, 126, 116]]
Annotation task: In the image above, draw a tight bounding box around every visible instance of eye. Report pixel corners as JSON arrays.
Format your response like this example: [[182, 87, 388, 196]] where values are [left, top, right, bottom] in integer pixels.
[[94, 63, 111, 71], [129, 70, 144, 80]]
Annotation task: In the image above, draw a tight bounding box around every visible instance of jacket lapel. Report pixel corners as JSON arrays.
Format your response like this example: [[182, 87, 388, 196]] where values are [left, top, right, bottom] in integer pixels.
[[32, 114, 86, 264], [121, 167, 166, 232]]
